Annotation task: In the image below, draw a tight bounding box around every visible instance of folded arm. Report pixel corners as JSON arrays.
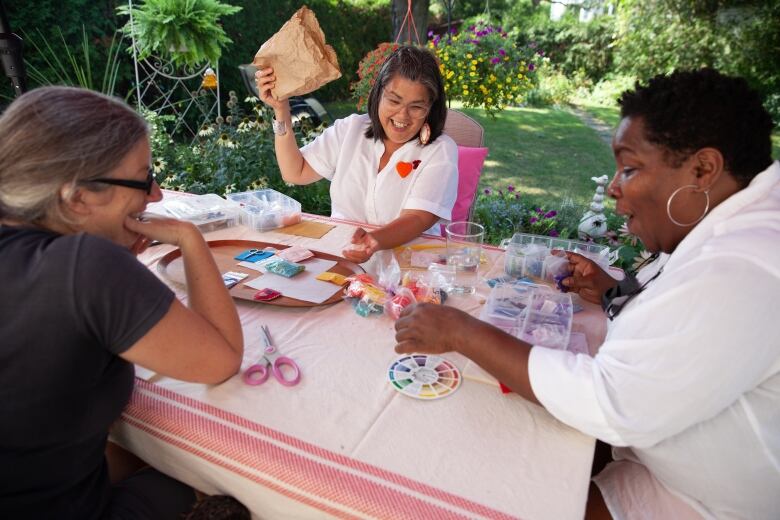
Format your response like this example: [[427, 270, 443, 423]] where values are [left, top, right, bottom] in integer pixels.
[[119, 217, 244, 384]]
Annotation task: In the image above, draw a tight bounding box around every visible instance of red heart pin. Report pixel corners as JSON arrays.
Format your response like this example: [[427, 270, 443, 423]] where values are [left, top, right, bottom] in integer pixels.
[[396, 161, 413, 178]]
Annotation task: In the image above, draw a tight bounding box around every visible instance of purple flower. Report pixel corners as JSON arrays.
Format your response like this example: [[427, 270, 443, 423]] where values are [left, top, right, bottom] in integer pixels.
[[548, 230, 560, 238], [483, 188, 492, 195], [535, 207, 543, 214], [471, 39, 480, 44], [491, 57, 501, 64], [468, 25, 475, 31], [507, 185, 515, 192], [499, 48, 506, 56], [544, 210, 557, 218], [530, 217, 539, 224], [528, 63, 535, 71], [428, 30, 434, 38], [514, 194, 520, 200]]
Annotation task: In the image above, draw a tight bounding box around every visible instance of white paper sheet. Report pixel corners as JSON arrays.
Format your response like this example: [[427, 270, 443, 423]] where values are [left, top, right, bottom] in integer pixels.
[[244, 258, 341, 303]]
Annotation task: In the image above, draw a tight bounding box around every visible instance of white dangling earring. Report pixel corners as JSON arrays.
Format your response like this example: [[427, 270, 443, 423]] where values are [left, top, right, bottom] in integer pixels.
[[666, 184, 710, 227], [419, 122, 431, 145]]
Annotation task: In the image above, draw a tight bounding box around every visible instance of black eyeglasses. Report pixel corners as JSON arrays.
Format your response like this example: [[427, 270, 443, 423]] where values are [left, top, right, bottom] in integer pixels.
[[604, 253, 663, 320], [89, 168, 156, 194]]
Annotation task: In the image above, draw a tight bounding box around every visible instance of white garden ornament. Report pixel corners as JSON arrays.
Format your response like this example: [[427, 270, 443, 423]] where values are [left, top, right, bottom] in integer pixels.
[[577, 175, 610, 240]]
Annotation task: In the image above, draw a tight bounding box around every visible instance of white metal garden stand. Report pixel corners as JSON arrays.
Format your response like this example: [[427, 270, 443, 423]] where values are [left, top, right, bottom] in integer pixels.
[[126, 0, 221, 138]]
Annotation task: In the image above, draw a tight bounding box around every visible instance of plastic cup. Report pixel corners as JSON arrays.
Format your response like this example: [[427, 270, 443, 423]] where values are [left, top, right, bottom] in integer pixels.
[[445, 221, 484, 295]]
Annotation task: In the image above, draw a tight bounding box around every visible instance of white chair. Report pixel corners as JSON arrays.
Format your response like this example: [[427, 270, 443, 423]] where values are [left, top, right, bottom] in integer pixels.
[[442, 109, 488, 225]]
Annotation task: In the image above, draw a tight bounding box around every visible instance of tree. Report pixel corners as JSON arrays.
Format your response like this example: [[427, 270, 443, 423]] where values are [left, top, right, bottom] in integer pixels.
[[392, 0, 429, 44]]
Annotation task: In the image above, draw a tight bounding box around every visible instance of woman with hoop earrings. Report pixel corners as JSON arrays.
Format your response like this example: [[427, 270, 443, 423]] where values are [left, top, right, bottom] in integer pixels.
[[393, 68, 780, 519]]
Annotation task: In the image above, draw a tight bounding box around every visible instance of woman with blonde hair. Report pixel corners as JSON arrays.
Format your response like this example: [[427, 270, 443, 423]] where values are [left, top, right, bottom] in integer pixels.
[[0, 86, 244, 518]]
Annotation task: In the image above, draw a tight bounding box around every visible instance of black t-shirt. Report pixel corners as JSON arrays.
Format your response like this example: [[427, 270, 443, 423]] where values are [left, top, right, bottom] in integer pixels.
[[0, 226, 174, 519]]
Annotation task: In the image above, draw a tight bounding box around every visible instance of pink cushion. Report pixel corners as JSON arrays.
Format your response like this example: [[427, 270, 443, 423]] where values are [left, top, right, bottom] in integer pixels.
[[452, 145, 488, 223]]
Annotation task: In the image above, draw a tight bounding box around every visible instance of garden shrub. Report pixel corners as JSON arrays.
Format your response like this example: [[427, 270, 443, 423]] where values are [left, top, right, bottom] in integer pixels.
[[148, 92, 331, 215], [428, 18, 537, 116]]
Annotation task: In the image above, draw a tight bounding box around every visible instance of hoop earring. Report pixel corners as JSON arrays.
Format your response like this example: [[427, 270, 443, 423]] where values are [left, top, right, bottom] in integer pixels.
[[666, 184, 710, 227], [419, 122, 431, 145]]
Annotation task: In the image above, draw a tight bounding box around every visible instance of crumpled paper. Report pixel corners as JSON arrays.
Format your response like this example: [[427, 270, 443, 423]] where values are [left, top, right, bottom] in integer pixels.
[[253, 6, 341, 99]]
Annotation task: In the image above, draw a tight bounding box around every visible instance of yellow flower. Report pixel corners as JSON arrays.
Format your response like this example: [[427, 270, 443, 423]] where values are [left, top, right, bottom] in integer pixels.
[[487, 97, 493, 103], [466, 53, 472, 59], [446, 70, 454, 79], [471, 59, 477, 65], [506, 77, 512, 83]]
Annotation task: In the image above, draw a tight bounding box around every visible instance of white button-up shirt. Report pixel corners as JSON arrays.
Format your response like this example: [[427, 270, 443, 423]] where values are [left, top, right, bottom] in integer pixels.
[[530, 161, 780, 519], [301, 114, 458, 234]]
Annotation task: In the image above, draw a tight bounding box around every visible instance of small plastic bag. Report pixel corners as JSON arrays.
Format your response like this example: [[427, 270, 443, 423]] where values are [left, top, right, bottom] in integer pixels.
[[264, 259, 305, 277], [384, 287, 417, 320]]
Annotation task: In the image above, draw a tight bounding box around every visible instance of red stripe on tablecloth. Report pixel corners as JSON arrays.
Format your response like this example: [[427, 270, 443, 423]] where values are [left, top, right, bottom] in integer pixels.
[[130, 380, 519, 520], [121, 415, 362, 520], [124, 390, 498, 520]]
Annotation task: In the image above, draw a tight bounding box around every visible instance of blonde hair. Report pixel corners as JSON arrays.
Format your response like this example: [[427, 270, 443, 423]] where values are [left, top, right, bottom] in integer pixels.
[[0, 86, 148, 226]]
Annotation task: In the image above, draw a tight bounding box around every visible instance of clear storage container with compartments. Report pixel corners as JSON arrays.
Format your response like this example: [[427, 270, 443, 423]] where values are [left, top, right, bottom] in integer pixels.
[[502, 232, 611, 282], [225, 189, 302, 231], [152, 193, 240, 233], [480, 281, 573, 350]]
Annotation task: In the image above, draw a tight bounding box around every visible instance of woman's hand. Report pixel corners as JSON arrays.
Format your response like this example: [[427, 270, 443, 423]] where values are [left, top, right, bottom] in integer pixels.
[[394, 303, 477, 355], [254, 67, 290, 114], [560, 252, 618, 304], [124, 215, 200, 252], [342, 227, 380, 263]]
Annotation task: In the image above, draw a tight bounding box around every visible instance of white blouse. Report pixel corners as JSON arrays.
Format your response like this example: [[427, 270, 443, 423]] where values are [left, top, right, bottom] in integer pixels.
[[301, 114, 458, 234], [529, 161, 780, 519]]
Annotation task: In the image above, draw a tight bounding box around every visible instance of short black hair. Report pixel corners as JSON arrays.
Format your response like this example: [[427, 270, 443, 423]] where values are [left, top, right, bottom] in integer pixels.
[[618, 68, 774, 186], [364, 45, 447, 145]]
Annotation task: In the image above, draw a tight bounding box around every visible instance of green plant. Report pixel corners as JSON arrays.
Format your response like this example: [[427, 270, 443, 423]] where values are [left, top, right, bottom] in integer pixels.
[[117, 0, 242, 68], [21, 26, 123, 96], [148, 92, 331, 215], [429, 19, 537, 116], [351, 42, 400, 111]]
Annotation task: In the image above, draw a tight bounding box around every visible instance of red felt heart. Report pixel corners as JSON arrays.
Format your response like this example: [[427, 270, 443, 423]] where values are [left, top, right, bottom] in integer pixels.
[[396, 161, 413, 178], [412, 159, 421, 169]]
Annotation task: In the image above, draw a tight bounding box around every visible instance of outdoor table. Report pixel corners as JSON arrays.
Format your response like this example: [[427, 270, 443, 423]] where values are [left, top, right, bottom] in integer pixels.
[[111, 211, 606, 520]]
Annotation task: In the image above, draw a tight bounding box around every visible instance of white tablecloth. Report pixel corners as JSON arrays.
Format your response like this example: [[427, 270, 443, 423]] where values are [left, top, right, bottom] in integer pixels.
[[112, 212, 603, 520]]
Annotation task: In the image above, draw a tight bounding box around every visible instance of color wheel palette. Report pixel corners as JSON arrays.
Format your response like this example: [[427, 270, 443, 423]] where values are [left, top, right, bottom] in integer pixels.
[[387, 355, 461, 400]]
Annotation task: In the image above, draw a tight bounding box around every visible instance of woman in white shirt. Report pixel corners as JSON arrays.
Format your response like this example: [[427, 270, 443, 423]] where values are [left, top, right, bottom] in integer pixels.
[[394, 68, 780, 519], [256, 46, 458, 263]]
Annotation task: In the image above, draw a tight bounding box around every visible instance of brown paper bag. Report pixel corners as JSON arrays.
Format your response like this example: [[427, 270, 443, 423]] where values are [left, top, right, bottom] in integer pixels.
[[253, 6, 341, 99]]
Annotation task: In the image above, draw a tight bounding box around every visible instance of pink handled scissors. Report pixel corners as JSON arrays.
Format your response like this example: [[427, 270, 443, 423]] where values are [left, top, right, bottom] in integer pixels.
[[242, 325, 301, 386]]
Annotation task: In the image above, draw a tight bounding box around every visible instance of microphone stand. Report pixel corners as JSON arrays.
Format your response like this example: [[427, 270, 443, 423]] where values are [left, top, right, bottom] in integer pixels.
[[0, 0, 27, 97]]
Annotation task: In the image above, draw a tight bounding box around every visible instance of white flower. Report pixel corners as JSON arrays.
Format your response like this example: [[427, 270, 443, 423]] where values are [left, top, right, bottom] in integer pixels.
[[216, 133, 237, 149], [632, 250, 654, 271], [198, 125, 215, 136], [244, 96, 259, 103], [152, 158, 166, 174], [618, 222, 638, 246]]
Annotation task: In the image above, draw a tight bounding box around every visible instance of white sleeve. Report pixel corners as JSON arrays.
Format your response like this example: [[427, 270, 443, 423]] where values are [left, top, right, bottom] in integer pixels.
[[404, 137, 458, 220], [529, 255, 780, 447], [300, 114, 361, 181]]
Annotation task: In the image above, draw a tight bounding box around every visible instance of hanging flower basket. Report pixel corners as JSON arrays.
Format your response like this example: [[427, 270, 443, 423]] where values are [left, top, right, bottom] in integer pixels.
[[350, 42, 401, 112]]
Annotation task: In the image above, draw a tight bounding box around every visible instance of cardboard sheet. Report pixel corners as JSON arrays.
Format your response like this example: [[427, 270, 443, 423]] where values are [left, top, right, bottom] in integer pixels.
[[277, 220, 335, 239]]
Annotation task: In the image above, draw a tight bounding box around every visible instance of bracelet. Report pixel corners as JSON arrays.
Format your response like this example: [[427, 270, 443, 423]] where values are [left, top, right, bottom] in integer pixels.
[[272, 119, 287, 136]]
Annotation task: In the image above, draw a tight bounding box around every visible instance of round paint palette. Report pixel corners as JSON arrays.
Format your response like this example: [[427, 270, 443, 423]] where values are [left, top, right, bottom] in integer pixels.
[[387, 355, 461, 400]]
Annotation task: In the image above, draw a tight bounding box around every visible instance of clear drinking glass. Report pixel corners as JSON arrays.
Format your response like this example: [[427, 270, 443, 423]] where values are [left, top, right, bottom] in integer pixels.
[[445, 221, 484, 295]]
